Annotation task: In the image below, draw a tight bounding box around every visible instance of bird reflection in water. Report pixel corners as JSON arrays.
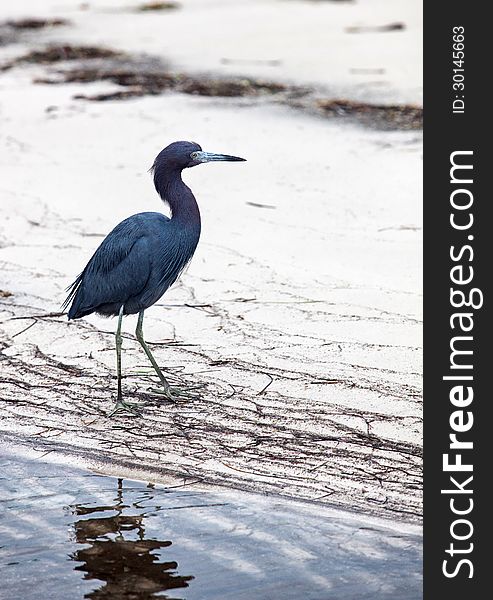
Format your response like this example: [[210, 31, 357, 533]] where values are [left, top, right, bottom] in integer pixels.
[[69, 479, 193, 599]]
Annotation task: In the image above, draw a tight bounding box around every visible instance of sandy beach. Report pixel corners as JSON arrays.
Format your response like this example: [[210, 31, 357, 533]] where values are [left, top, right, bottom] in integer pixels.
[[0, 0, 422, 524]]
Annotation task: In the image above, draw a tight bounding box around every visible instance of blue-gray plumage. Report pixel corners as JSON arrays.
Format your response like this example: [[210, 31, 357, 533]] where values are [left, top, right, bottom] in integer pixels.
[[63, 140, 245, 414]]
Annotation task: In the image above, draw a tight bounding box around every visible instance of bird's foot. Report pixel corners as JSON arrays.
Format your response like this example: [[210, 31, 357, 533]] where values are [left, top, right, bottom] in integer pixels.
[[131, 367, 204, 402], [150, 382, 203, 402], [108, 398, 142, 417]]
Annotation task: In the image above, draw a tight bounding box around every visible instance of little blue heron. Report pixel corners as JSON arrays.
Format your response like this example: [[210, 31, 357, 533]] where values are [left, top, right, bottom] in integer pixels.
[[63, 141, 245, 414]]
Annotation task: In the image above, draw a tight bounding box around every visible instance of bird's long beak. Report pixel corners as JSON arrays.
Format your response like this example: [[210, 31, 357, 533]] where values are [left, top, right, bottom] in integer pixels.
[[194, 151, 246, 163]]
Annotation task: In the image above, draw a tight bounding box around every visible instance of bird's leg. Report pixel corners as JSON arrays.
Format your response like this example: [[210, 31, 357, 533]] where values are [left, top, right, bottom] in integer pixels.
[[116, 304, 123, 399], [136, 311, 203, 402], [109, 305, 141, 416], [135, 310, 176, 399]]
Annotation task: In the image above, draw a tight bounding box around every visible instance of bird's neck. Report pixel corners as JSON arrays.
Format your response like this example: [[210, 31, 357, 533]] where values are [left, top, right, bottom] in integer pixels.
[[156, 168, 201, 228]]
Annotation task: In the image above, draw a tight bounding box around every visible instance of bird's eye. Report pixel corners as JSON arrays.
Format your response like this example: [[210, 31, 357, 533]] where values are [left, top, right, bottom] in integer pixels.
[[190, 152, 198, 159]]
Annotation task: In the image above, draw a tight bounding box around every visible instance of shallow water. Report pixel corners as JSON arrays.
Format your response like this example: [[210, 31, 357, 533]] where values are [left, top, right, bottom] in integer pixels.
[[0, 450, 421, 600]]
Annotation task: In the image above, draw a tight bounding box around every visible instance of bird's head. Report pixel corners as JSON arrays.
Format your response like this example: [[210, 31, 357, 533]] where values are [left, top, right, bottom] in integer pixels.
[[152, 141, 246, 172]]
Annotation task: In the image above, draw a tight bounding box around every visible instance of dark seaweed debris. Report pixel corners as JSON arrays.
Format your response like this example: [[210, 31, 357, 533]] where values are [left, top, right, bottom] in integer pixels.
[[5, 45, 121, 68], [346, 22, 405, 34], [5, 18, 69, 30], [38, 64, 176, 91], [3, 43, 422, 130], [70, 77, 288, 101], [318, 99, 423, 130], [0, 17, 69, 47], [136, 1, 180, 10], [73, 89, 150, 101], [30, 51, 293, 98], [178, 77, 287, 97]]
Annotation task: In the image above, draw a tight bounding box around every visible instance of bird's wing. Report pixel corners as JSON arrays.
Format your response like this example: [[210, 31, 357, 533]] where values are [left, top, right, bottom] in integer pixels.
[[63, 215, 158, 316]]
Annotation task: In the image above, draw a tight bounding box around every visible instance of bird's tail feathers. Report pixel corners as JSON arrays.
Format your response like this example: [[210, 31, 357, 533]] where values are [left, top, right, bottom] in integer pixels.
[[61, 272, 84, 318]]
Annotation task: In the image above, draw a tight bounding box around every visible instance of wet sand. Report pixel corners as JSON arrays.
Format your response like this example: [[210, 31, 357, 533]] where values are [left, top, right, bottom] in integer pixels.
[[0, 0, 422, 524]]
